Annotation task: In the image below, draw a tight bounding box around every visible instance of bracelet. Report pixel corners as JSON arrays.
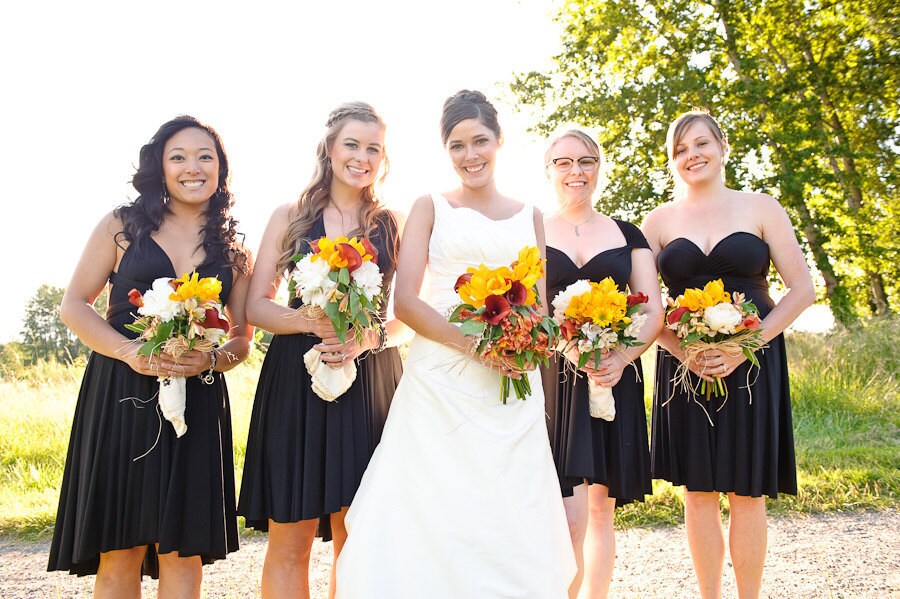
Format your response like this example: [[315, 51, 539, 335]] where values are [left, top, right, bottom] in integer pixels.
[[199, 349, 217, 385], [370, 323, 388, 354]]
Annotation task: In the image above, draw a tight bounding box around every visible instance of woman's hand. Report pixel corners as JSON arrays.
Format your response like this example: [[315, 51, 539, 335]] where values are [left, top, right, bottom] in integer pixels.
[[121, 346, 210, 378], [315, 329, 374, 369], [301, 314, 338, 339], [586, 349, 629, 388], [690, 348, 747, 381]]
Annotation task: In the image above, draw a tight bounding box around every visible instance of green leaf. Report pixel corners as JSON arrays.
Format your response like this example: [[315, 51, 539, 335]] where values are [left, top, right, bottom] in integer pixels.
[[459, 320, 486, 336]]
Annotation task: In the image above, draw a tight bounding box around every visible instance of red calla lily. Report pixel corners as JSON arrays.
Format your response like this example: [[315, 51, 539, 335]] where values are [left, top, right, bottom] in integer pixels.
[[667, 306, 689, 325], [202, 308, 230, 333], [337, 243, 363, 272], [454, 272, 473, 292], [505, 281, 527, 306], [483, 295, 512, 325], [627, 292, 649, 306], [360, 238, 378, 263]]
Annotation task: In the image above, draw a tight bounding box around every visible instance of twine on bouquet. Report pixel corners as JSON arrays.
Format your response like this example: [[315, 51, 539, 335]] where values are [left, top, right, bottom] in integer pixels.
[[117, 337, 216, 461], [663, 332, 765, 427]]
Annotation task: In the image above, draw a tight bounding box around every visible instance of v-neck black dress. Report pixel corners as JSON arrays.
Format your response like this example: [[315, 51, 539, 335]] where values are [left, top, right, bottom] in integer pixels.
[[238, 211, 403, 540], [48, 236, 239, 577], [651, 232, 797, 498], [540, 219, 653, 505]]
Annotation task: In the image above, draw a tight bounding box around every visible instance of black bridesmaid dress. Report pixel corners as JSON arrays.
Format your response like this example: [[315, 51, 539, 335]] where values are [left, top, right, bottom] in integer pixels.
[[237, 211, 403, 540], [541, 219, 653, 506], [651, 232, 797, 497], [48, 237, 239, 577]]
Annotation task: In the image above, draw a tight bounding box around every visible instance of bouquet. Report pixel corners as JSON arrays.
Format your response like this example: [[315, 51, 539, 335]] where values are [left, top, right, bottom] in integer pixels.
[[288, 235, 383, 401], [551, 277, 648, 420], [665, 279, 764, 413], [449, 246, 559, 403], [126, 272, 229, 438]]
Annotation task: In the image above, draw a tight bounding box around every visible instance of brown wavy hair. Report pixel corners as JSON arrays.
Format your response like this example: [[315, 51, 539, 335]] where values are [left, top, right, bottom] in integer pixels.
[[276, 102, 391, 275], [115, 115, 248, 273]]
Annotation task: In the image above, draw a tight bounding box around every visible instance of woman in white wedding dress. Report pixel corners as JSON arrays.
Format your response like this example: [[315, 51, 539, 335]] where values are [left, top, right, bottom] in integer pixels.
[[335, 90, 575, 598]]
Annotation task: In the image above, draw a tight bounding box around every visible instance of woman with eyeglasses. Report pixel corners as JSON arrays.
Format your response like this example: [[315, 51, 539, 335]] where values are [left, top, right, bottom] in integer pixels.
[[541, 130, 663, 598]]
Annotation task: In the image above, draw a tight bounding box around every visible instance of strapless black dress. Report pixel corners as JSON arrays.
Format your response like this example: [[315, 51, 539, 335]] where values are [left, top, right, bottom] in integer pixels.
[[651, 232, 797, 497], [238, 211, 403, 540], [540, 219, 652, 505], [48, 237, 239, 577]]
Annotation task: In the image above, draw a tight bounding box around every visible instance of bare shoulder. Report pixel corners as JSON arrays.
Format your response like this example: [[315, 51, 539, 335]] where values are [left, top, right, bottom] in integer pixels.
[[640, 201, 678, 232], [410, 194, 436, 216]]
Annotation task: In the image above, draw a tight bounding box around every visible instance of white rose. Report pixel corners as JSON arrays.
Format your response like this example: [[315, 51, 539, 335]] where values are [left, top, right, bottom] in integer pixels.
[[702, 303, 743, 334], [350, 261, 383, 301], [552, 279, 592, 321], [292, 256, 337, 309], [138, 277, 184, 321], [624, 311, 648, 338]]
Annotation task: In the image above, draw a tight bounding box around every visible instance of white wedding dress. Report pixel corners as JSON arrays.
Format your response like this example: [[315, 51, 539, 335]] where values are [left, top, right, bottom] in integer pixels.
[[336, 194, 575, 598]]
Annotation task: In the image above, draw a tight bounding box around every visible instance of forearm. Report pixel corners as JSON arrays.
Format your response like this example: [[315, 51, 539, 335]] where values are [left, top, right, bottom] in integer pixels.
[[60, 300, 133, 361], [394, 295, 472, 353], [247, 296, 308, 335], [758, 286, 816, 344]]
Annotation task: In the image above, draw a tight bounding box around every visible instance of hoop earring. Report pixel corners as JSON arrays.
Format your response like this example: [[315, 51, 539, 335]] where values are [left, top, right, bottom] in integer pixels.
[[161, 184, 170, 204]]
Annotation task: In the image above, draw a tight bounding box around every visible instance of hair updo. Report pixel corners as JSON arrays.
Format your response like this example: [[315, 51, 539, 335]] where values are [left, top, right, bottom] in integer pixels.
[[439, 90, 502, 144]]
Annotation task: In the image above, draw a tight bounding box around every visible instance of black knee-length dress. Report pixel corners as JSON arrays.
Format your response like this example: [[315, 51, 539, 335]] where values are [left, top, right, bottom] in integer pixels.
[[48, 237, 239, 577], [541, 219, 653, 505], [238, 211, 403, 540], [651, 232, 797, 497]]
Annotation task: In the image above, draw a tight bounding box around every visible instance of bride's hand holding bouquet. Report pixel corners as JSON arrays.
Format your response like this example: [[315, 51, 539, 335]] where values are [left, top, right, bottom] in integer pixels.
[[449, 246, 559, 403]]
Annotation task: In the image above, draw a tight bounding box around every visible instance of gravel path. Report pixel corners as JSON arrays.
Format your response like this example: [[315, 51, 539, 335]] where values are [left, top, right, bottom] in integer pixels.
[[2, 509, 897, 598]]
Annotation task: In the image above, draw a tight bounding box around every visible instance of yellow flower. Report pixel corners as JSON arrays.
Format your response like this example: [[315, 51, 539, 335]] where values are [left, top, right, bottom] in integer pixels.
[[310, 236, 375, 271], [702, 279, 731, 306], [171, 272, 222, 303], [511, 246, 545, 289], [458, 265, 512, 308], [563, 277, 628, 327], [680, 288, 706, 312]]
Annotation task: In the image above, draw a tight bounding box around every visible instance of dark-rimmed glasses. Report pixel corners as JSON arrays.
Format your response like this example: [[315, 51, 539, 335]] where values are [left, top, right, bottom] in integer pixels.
[[547, 156, 600, 172]]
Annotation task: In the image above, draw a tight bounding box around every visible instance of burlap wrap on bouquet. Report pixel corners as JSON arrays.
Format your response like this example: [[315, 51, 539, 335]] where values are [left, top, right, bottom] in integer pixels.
[[303, 347, 357, 401]]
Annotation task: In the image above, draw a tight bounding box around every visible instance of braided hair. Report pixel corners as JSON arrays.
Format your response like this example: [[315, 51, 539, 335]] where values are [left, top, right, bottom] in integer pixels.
[[115, 116, 248, 273], [276, 101, 392, 276]]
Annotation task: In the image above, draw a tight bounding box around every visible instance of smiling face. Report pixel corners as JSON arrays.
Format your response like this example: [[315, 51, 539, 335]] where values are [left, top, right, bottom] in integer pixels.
[[547, 135, 600, 208], [671, 118, 728, 187], [446, 118, 500, 188], [162, 127, 220, 206], [328, 119, 386, 191]]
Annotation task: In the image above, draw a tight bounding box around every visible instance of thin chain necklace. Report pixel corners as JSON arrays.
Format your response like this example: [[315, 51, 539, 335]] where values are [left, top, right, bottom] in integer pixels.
[[558, 212, 596, 237], [328, 200, 358, 236]]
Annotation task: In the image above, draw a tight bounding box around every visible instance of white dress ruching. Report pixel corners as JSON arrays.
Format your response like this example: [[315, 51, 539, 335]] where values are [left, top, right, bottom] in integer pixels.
[[336, 193, 575, 599]]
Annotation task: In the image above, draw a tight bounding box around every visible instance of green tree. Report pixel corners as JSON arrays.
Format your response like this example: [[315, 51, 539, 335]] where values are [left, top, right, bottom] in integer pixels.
[[19, 285, 107, 364], [511, 0, 899, 323]]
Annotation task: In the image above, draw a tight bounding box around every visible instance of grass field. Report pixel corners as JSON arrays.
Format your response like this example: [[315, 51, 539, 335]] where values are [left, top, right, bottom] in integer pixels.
[[1, 319, 897, 538]]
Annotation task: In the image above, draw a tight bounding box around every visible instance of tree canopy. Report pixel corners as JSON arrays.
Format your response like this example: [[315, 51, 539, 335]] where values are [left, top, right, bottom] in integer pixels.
[[511, 0, 899, 323]]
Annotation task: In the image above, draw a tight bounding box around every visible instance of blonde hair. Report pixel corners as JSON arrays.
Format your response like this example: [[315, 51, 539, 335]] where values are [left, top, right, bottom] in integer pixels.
[[543, 128, 604, 169], [665, 109, 729, 197], [276, 102, 390, 275]]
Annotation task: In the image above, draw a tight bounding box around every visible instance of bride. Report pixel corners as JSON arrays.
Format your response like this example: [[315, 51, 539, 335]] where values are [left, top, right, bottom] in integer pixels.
[[335, 90, 575, 598]]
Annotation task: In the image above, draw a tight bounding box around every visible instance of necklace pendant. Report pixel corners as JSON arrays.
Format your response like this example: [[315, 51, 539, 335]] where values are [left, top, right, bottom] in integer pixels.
[[575, 225, 581, 237]]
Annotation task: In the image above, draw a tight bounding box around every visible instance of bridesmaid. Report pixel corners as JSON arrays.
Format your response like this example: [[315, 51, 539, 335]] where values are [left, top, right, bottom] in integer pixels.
[[48, 116, 252, 598], [541, 129, 663, 598], [642, 110, 815, 598], [237, 101, 404, 599]]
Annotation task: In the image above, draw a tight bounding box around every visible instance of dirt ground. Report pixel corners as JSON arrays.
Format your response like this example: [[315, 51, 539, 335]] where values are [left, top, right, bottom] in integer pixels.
[[2, 509, 897, 598]]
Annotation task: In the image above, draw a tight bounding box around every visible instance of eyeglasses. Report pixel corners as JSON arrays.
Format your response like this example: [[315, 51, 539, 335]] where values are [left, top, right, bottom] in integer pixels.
[[547, 156, 601, 172]]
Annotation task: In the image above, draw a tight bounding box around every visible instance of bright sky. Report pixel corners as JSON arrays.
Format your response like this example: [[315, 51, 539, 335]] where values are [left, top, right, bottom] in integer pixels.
[[1, 0, 565, 343]]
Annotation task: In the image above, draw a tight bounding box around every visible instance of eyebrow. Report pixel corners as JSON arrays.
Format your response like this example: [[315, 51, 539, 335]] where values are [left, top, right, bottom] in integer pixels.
[[343, 137, 382, 148], [167, 146, 215, 153]]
